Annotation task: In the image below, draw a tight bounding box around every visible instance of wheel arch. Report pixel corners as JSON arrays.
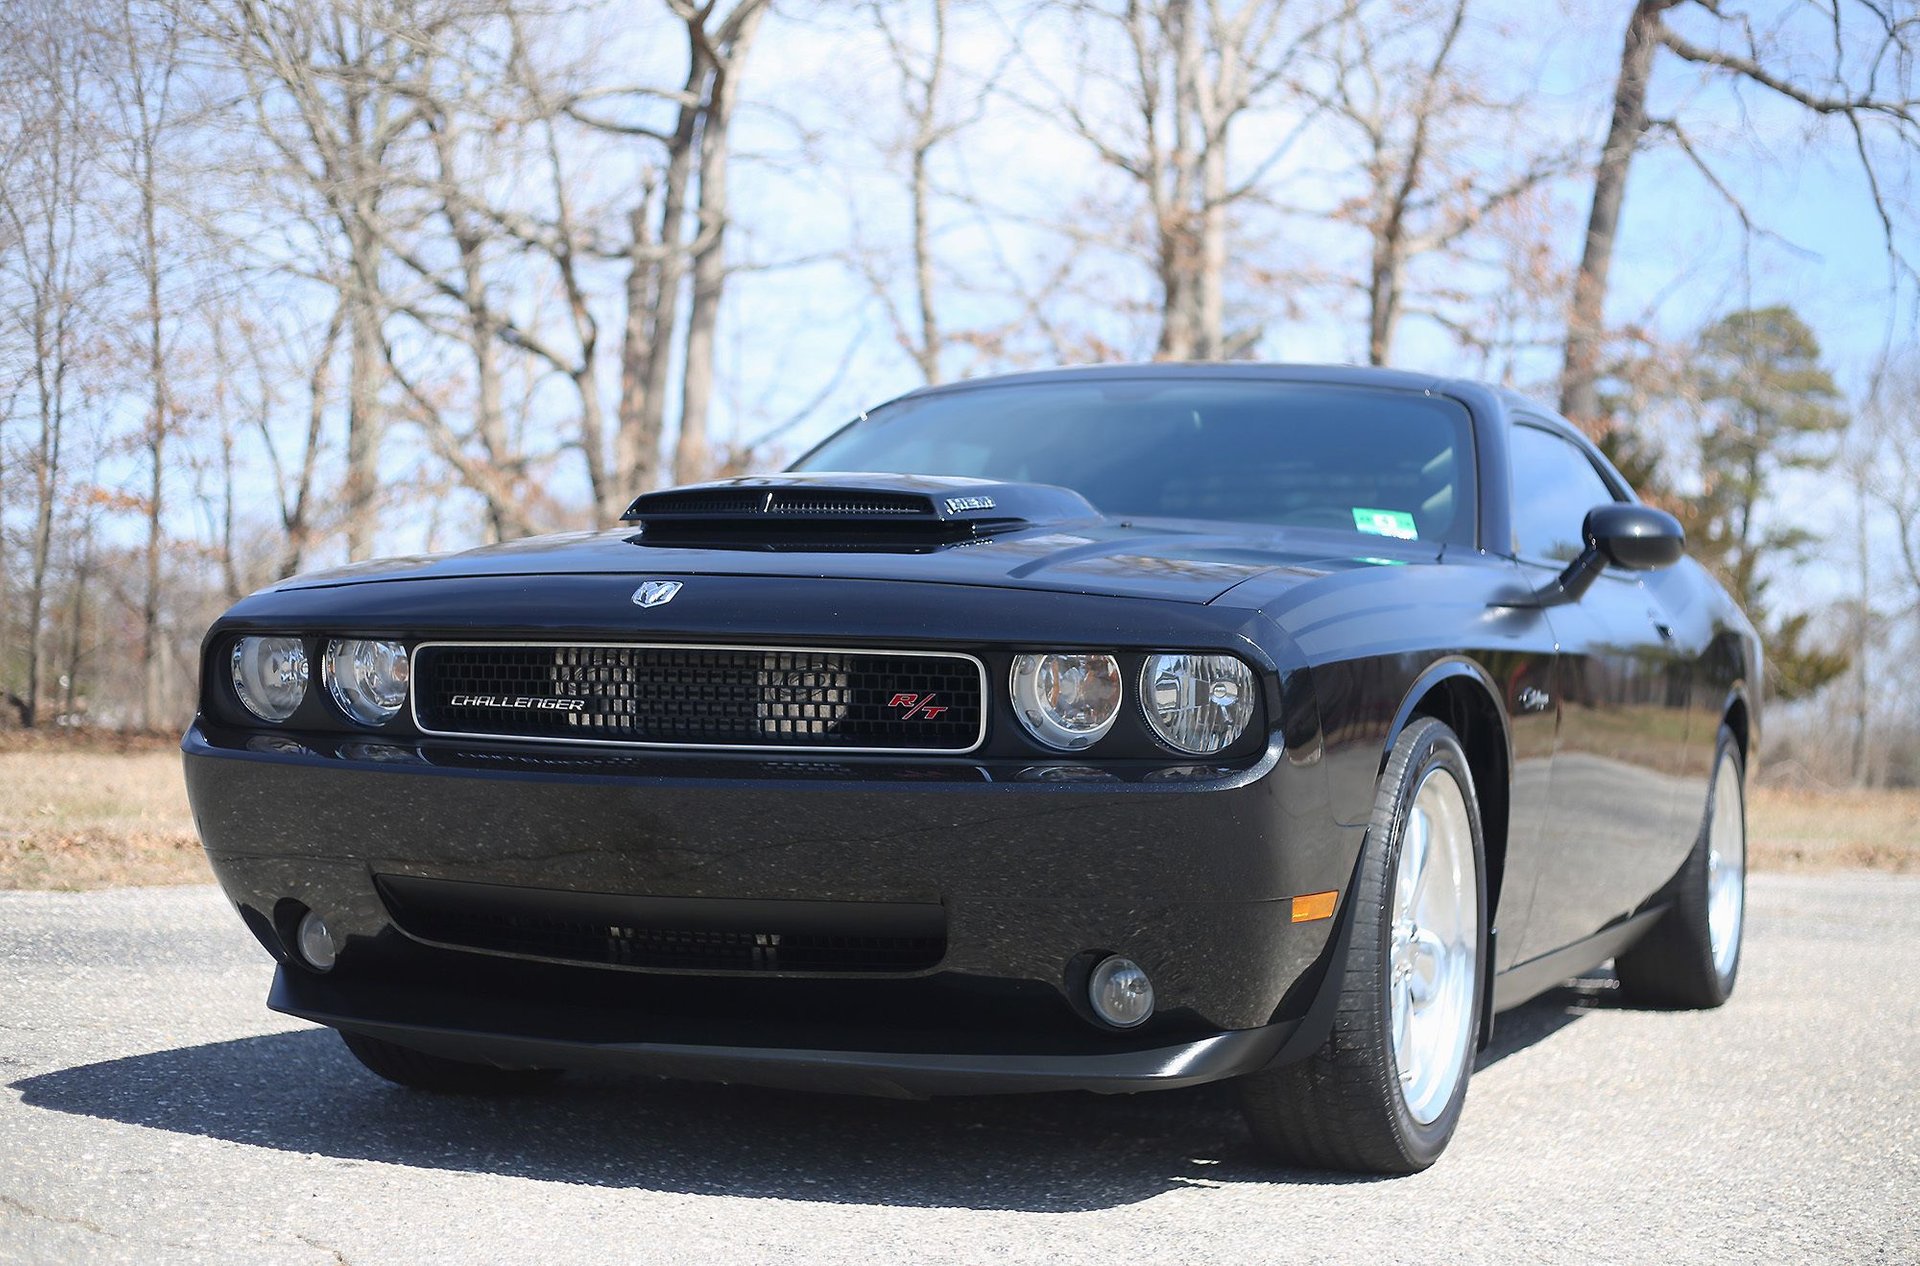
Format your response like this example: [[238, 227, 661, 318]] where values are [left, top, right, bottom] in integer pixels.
[[1382, 659, 1513, 929], [1721, 685, 1753, 769]]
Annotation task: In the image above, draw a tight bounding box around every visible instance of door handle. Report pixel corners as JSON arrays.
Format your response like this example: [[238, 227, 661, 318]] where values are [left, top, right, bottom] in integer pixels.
[[1654, 621, 1674, 641]]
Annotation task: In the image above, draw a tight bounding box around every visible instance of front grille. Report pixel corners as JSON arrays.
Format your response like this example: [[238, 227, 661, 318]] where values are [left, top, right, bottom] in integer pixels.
[[411, 643, 985, 752], [378, 875, 947, 974]]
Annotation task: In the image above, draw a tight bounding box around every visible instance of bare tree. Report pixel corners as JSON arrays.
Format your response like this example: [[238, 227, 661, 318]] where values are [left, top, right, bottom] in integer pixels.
[[1863, 353, 1920, 628], [101, 0, 189, 727], [1560, 0, 1920, 426], [194, 0, 476, 558], [1308, 0, 1578, 365], [841, 0, 1019, 383], [670, 0, 770, 485], [872, 0, 954, 382], [1034, 0, 1347, 359], [0, 1, 110, 727]]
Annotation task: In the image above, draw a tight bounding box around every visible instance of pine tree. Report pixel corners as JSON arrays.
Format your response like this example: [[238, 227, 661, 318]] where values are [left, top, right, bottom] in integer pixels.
[[1684, 306, 1849, 700]]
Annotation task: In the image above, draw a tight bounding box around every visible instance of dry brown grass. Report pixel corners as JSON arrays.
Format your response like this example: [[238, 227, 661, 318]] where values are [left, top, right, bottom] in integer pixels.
[[1747, 784, 1919, 874], [0, 732, 1914, 889], [0, 740, 208, 890]]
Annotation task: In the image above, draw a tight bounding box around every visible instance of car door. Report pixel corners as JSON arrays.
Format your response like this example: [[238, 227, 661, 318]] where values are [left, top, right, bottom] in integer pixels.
[[1640, 560, 1717, 877], [1503, 422, 1697, 963]]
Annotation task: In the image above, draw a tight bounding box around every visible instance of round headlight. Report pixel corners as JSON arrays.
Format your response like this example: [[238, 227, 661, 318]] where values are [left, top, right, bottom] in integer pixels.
[[1140, 653, 1256, 755], [323, 639, 410, 727], [1010, 653, 1122, 750], [230, 636, 308, 723]]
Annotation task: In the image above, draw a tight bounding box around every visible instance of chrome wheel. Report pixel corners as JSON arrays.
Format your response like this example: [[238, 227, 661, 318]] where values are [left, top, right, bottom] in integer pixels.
[[1705, 756, 1745, 981], [1389, 765, 1479, 1126]]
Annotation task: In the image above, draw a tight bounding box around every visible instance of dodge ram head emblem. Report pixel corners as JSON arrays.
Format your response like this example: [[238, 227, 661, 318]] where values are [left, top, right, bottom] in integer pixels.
[[631, 580, 683, 608]]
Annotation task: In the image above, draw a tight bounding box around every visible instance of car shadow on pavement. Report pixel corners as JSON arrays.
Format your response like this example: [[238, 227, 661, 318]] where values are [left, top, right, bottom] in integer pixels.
[[1477, 969, 1622, 1072], [11, 979, 1616, 1211]]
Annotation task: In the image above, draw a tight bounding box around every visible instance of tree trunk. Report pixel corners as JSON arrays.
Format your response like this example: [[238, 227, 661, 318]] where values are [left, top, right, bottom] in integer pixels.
[[623, 56, 705, 502], [909, 117, 941, 381], [140, 157, 167, 730], [282, 304, 343, 578], [1851, 476, 1871, 785], [1157, 0, 1202, 361], [25, 301, 64, 731], [62, 529, 92, 724], [344, 217, 383, 560], [1199, 130, 1227, 359], [1559, 1, 1678, 425], [675, 4, 767, 487], [616, 201, 666, 509]]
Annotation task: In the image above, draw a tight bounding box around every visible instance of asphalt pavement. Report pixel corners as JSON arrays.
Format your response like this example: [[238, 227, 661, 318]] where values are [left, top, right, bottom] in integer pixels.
[[1, 874, 1915, 1265]]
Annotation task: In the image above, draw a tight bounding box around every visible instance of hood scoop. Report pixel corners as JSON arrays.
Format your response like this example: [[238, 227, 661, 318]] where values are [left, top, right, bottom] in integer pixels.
[[623, 474, 1099, 551]]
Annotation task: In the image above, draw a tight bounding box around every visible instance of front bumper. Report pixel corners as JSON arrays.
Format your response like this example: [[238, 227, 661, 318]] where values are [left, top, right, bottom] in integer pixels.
[[186, 719, 1361, 1094], [268, 960, 1338, 1098]]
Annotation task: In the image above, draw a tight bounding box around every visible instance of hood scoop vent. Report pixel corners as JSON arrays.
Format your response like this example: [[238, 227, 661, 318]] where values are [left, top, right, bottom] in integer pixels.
[[623, 474, 1098, 551]]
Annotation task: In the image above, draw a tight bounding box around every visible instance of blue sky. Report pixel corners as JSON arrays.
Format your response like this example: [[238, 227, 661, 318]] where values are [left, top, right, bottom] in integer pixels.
[[89, 0, 1911, 597]]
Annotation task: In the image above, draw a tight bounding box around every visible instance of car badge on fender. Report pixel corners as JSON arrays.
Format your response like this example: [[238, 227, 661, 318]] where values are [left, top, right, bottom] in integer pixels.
[[632, 580, 683, 608]]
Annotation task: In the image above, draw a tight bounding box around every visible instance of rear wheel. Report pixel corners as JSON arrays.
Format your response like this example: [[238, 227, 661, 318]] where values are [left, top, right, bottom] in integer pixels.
[[1237, 717, 1486, 1174], [338, 1030, 561, 1094], [1615, 725, 1745, 1009]]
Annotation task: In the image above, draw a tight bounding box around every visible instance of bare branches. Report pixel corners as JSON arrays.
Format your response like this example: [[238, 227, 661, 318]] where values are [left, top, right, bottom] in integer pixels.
[[1561, 0, 1920, 424], [1013, 0, 1355, 359]]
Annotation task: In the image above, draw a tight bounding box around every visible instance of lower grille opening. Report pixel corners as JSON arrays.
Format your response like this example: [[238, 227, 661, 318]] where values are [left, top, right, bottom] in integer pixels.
[[377, 875, 946, 974]]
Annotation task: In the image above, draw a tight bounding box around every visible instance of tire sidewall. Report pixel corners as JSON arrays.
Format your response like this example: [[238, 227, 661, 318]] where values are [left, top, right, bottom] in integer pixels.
[[1705, 728, 1746, 998], [1371, 720, 1489, 1168]]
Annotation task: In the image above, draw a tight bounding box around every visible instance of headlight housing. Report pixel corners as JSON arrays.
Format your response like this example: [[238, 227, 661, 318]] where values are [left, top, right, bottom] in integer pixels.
[[230, 636, 308, 723], [1010, 652, 1123, 750], [1140, 653, 1256, 755], [323, 638, 411, 727]]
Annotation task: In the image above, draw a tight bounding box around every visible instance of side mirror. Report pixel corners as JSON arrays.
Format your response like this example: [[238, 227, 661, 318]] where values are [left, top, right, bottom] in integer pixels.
[[1526, 503, 1685, 606], [1586, 503, 1685, 572]]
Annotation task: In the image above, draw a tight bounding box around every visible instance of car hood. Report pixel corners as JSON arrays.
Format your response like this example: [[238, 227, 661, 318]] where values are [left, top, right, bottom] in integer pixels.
[[268, 520, 1440, 607]]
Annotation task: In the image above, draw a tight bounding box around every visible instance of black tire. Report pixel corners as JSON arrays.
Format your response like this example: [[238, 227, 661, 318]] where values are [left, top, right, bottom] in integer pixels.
[[1237, 717, 1488, 1174], [338, 1030, 562, 1094], [1614, 725, 1745, 1009]]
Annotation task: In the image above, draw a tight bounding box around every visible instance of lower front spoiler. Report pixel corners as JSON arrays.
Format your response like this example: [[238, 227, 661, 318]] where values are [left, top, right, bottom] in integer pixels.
[[270, 968, 1314, 1099]]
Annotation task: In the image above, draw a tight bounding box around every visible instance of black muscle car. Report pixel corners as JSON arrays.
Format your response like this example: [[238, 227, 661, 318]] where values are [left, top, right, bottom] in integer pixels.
[[185, 364, 1760, 1174]]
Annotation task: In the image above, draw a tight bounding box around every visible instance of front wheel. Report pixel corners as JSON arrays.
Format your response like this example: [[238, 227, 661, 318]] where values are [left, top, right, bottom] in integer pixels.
[[1237, 717, 1487, 1174]]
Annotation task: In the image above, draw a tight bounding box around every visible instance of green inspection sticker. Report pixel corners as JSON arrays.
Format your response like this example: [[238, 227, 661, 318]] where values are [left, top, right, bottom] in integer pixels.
[[1352, 508, 1419, 540]]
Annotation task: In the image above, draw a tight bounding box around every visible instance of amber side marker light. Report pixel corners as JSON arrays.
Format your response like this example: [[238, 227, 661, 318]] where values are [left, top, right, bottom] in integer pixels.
[[1291, 891, 1338, 923]]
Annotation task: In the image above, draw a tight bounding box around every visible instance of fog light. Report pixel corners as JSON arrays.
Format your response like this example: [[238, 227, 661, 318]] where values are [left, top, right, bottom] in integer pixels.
[[296, 909, 336, 972], [1088, 955, 1154, 1028]]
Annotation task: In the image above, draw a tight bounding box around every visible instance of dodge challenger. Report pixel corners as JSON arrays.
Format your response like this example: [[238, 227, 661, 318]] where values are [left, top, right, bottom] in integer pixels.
[[185, 363, 1759, 1174]]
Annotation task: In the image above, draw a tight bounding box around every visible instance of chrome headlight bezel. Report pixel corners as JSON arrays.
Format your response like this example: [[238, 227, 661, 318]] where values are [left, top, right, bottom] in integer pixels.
[[1138, 652, 1258, 756], [322, 638, 412, 728], [1009, 652, 1124, 751], [229, 636, 310, 724]]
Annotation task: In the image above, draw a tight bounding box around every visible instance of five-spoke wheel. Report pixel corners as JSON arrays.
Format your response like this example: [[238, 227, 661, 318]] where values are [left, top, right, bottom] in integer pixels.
[[1238, 717, 1486, 1173]]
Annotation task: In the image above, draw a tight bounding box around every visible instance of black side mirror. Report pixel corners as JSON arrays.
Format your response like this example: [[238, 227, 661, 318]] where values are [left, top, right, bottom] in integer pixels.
[[1527, 503, 1685, 606], [1585, 503, 1685, 571]]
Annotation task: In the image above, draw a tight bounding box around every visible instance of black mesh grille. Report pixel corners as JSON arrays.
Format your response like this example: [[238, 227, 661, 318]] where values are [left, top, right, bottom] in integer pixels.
[[377, 876, 947, 974], [413, 644, 984, 751]]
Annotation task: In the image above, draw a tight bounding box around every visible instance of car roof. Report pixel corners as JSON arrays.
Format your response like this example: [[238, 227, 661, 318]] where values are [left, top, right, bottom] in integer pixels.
[[898, 361, 1563, 427]]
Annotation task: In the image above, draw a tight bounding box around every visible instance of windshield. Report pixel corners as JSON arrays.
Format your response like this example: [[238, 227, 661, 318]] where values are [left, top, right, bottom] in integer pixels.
[[793, 378, 1476, 545]]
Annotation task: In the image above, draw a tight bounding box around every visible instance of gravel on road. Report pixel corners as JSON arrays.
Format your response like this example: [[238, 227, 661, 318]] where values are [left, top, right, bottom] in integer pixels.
[[2, 874, 1915, 1265]]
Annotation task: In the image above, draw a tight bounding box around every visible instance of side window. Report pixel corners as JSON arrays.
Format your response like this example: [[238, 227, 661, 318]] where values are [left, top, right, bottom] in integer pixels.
[[1508, 424, 1621, 562]]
